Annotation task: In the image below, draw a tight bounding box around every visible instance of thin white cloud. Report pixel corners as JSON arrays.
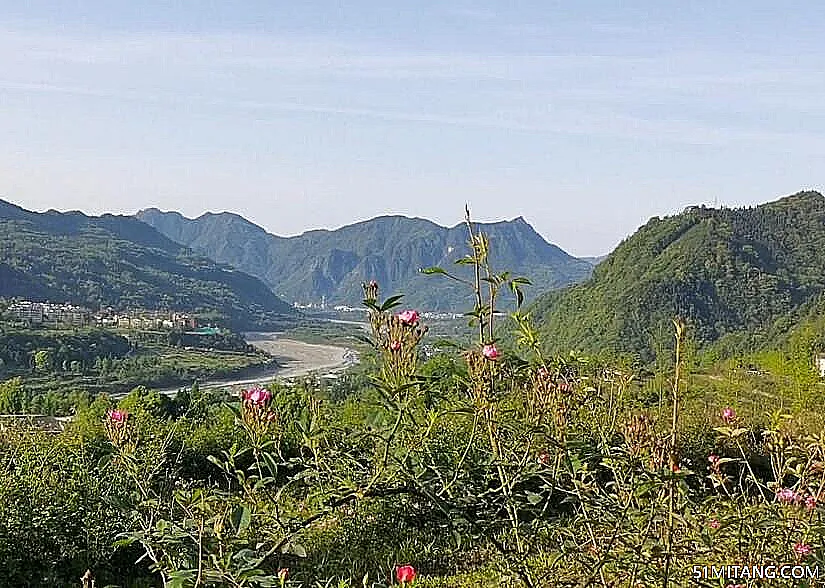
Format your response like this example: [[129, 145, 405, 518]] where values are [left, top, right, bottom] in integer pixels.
[[0, 27, 656, 80], [1, 27, 824, 154]]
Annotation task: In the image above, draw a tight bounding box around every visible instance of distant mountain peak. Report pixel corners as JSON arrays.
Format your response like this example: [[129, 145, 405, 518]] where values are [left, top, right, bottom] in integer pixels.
[[137, 209, 592, 310], [196, 210, 256, 223]]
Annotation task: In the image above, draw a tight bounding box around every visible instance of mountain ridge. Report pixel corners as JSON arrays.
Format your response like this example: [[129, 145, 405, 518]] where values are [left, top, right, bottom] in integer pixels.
[[137, 208, 592, 310], [532, 190, 825, 361], [0, 198, 295, 329]]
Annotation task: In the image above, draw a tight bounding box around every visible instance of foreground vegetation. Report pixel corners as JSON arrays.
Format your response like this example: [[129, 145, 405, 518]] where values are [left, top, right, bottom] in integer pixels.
[[3, 213, 825, 587]]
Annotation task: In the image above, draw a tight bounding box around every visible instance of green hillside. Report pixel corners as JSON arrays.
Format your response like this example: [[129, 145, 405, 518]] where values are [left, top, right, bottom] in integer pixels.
[[0, 199, 295, 329], [532, 190, 825, 362], [137, 209, 592, 310]]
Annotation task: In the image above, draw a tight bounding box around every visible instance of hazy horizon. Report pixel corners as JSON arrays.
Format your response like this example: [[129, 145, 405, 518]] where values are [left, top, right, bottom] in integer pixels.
[[2, 1, 824, 256]]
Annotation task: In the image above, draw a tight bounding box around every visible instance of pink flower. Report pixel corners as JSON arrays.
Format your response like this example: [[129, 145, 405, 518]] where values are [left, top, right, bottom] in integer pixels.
[[243, 386, 272, 407], [396, 565, 416, 584], [777, 488, 798, 504], [805, 495, 817, 510], [537, 451, 551, 466], [708, 519, 720, 530], [721, 407, 736, 424], [390, 340, 402, 352], [397, 310, 419, 325], [708, 454, 721, 469], [482, 344, 500, 360], [794, 542, 813, 558], [108, 409, 128, 425]]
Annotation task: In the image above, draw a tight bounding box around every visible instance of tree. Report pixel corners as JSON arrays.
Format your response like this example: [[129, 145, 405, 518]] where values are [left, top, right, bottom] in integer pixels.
[[0, 378, 29, 413], [33, 349, 53, 373]]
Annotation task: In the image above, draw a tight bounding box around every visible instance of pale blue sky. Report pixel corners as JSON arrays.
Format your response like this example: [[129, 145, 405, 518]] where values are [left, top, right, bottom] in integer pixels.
[[1, 1, 823, 255]]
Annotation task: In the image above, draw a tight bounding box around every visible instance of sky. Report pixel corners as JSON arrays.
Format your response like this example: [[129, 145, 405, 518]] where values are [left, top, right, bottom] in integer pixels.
[[1, 1, 824, 256]]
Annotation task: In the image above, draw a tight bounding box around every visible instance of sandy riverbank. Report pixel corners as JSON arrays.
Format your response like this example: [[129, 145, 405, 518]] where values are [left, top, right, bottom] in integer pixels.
[[244, 333, 354, 378], [138, 335, 355, 397]]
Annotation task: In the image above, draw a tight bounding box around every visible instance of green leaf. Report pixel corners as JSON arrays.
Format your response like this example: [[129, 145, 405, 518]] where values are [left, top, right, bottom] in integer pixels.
[[526, 491, 543, 505], [420, 266, 447, 275], [231, 504, 252, 535], [112, 536, 137, 548], [510, 281, 525, 308], [379, 294, 404, 312]]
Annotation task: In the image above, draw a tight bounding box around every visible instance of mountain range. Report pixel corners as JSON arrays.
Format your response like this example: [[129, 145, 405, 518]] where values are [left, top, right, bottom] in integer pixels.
[[8, 188, 823, 363], [136, 209, 593, 310], [532, 190, 825, 362], [0, 199, 294, 329]]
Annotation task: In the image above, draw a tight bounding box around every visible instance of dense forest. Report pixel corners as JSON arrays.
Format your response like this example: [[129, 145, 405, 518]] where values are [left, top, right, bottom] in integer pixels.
[[0, 199, 296, 330], [0, 329, 132, 375], [533, 190, 825, 361], [0, 327, 273, 415]]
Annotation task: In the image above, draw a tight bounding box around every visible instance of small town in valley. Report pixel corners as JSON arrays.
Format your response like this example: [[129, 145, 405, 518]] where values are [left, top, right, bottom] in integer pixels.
[[1, 299, 198, 331]]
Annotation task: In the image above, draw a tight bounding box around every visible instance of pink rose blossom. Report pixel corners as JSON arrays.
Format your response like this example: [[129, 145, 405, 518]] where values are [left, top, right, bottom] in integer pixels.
[[721, 407, 736, 424], [396, 565, 416, 584], [397, 310, 419, 325], [482, 344, 500, 360], [794, 542, 813, 558], [108, 409, 127, 425], [777, 488, 798, 504], [243, 386, 272, 407]]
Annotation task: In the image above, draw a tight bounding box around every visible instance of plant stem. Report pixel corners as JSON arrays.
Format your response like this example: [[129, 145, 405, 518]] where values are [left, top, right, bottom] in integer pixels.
[[663, 319, 684, 587], [465, 205, 485, 346]]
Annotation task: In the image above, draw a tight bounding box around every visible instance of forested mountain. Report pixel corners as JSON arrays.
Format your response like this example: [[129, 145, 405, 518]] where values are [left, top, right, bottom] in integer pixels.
[[532, 190, 825, 361], [136, 209, 592, 310], [0, 199, 295, 329]]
